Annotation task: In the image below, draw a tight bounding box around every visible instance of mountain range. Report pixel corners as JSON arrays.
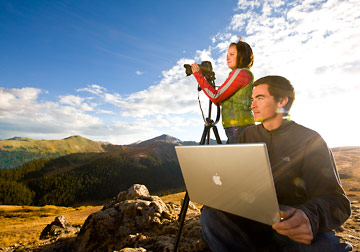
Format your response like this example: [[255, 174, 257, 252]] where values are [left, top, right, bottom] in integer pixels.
[[0, 135, 109, 170], [0, 134, 200, 170], [1, 135, 358, 207], [0, 134, 201, 206]]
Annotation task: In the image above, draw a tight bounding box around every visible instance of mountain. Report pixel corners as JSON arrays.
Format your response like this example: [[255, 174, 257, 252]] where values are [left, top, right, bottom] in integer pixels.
[[0, 135, 109, 169], [132, 134, 201, 146], [0, 134, 191, 206], [133, 134, 182, 145]]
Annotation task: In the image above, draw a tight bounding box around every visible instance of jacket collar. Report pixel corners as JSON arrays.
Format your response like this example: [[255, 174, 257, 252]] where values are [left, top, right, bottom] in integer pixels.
[[260, 119, 293, 134]]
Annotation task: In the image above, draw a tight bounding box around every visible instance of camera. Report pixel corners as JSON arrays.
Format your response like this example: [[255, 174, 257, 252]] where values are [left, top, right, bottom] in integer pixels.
[[183, 61, 216, 82]]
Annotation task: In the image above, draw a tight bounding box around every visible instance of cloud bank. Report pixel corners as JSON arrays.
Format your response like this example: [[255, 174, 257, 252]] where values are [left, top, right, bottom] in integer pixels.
[[1, 0, 359, 147]]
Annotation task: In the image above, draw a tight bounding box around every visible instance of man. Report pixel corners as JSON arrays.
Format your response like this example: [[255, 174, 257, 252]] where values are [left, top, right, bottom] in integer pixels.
[[200, 76, 352, 251]]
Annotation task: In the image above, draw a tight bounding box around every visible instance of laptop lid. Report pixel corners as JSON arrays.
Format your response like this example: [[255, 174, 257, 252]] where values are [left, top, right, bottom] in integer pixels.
[[175, 143, 280, 225]]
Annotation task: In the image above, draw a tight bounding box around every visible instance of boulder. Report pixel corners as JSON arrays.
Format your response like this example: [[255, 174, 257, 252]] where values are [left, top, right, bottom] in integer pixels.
[[40, 216, 79, 240], [74, 184, 208, 252]]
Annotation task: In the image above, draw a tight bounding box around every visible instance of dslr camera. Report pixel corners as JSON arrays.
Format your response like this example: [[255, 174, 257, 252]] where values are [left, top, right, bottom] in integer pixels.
[[184, 61, 216, 82]]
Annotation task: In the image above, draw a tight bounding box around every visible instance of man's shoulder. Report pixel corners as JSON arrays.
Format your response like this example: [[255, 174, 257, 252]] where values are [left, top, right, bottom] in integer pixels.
[[242, 121, 322, 140], [287, 121, 321, 137], [285, 121, 329, 149]]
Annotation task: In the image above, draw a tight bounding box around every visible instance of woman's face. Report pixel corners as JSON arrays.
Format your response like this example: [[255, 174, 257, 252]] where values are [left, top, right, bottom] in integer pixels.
[[227, 45, 238, 70]]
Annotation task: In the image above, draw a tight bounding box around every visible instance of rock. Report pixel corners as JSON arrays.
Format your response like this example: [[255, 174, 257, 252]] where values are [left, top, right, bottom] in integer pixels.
[[52, 215, 69, 229], [116, 184, 151, 201], [74, 184, 207, 252], [102, 184, 151, 210], [40, 216, 79, 240], [117, 248, 147, 252]]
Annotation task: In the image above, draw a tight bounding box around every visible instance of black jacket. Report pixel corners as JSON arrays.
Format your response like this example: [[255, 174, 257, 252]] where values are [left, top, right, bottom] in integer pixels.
[[239, 120, 351, 236]]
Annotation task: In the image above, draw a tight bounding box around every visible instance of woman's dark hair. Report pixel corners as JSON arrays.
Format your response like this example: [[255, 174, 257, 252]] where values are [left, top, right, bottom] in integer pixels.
[[253, 75, 295, 113], [230, 40, 254, 69]]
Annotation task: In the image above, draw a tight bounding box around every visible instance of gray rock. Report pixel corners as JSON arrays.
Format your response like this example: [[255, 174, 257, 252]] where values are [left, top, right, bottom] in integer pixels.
[[74, 184, 208, 252], [40, 216, 79, 240]]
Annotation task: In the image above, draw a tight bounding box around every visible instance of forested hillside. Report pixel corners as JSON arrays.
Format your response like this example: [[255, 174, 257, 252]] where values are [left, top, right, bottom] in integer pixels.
[[0, 134, 208, 206], [0, 142, 184, 206]]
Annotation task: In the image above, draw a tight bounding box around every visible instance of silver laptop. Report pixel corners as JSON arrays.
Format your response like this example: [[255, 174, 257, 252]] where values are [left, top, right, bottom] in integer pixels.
[[175, 143, 280, 225]]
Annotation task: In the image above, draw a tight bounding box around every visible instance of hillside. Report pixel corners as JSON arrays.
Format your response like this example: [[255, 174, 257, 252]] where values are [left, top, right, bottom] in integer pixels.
[[1, 134, 358, 208], [0, 146, 359, 251], [0, 135, 108, 170], [332, 146, 360, 201], [0, 135, 187, 206]]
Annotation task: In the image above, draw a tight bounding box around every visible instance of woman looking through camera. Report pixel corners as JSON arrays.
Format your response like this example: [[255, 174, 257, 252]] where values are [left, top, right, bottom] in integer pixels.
[[191, 40, 255, 143]]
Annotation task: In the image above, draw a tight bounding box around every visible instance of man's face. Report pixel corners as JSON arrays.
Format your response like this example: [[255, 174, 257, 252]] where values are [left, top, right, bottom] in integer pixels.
[[251, 84, 279, 123]]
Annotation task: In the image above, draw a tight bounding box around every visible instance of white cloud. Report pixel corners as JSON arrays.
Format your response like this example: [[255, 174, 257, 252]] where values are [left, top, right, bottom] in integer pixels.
[[1, 0, 359, 147], [59, 95, 94, 112], [79, 58, 202, 118], [136, 70, 143, 75], [227, 0, 360, 147], [76, 84, 105, 95], [0, 87, 105, 140]]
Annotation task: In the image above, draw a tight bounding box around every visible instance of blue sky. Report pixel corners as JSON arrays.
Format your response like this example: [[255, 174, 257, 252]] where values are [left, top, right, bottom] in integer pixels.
[[1, 0, 235, 94], [1, 0, 359, 147]]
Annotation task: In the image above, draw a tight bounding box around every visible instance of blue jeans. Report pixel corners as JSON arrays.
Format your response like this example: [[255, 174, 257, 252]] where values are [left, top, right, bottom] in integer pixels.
[[200, 206, 352, 252]]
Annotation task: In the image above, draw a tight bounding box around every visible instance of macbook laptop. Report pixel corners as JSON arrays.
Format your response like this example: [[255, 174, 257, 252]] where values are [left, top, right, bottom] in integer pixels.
[[175, 143, 280, 225]]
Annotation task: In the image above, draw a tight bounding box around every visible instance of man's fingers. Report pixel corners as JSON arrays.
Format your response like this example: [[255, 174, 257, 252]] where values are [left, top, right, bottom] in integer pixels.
[[277, 225, 312, 238], [281, 208, 296, 219], [275, 223, 304, 236], [275, 225, 313, 244], [274, 209, 308, 230], [273, 208, 314, 245], [288, 232, 313, 245], [291, 234, 313, 244]]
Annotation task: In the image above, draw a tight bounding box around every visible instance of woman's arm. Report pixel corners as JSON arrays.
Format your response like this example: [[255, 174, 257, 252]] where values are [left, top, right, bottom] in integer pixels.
[[192, 66, 252, 105]]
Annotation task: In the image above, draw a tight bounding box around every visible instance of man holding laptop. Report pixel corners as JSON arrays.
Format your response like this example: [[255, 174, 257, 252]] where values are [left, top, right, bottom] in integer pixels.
[[200, 76, 352, 251]]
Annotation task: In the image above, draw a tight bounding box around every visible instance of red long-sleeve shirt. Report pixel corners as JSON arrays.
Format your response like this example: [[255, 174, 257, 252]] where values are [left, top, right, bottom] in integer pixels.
[[193, 68, 253, 105]]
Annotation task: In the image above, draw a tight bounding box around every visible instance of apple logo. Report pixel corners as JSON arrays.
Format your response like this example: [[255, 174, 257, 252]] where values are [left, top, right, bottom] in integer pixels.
[[212, 173, 222, 186]]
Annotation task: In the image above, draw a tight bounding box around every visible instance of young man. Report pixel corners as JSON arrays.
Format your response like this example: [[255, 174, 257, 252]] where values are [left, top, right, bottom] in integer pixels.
[[200, 76, 352, 251]]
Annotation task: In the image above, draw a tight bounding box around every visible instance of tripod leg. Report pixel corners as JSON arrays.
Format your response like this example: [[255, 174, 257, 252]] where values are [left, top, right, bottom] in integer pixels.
[[173, 192, 190, 252], [173, 123, 212, 252], [212, 125, 223, 144], [200, 124, 211, 145]]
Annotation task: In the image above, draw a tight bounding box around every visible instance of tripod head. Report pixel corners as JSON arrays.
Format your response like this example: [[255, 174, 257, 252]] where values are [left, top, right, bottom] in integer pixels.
[[174, 59, 223, 252], [183, 61, 221, 140]]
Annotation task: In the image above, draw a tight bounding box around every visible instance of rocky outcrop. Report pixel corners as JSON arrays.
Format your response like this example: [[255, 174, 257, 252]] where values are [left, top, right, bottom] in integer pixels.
[[74, 184, 207, 252], [40, 216, 79, 240]]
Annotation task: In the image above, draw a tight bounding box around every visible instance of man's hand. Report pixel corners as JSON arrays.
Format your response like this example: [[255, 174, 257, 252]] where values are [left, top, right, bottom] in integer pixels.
[[272, 207, 314, 244], [191, 63, 201, 73]]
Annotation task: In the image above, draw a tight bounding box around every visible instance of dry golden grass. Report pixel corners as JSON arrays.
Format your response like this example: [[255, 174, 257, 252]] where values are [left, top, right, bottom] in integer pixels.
[[0, 147, 359, 251], [0, 205, 102, 248]]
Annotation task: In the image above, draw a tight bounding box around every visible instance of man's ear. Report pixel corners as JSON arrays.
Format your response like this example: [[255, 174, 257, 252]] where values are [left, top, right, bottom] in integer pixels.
[[278, 97, 289, 108]]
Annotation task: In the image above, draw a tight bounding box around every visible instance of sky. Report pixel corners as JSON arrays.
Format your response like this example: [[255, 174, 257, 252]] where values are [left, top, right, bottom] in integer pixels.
[[0, 0, 359, 148]]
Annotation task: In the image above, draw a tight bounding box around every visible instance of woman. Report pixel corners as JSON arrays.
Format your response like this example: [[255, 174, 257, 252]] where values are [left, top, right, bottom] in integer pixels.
[[191, 40, 255, 143]]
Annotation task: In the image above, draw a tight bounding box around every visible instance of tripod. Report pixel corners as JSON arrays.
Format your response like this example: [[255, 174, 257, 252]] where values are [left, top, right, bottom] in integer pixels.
[[173, 94, 222, 252]]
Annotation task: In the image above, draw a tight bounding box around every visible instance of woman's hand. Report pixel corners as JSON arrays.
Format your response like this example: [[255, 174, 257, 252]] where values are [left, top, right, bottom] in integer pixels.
[[191, 63, 201, 73]]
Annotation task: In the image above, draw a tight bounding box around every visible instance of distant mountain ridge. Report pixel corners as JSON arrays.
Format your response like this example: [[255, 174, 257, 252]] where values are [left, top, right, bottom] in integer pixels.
[[0, 134, 191, 206], [0, 134, 358, 207], [0, 134, 201, 170], [0, 135, 108, 170]]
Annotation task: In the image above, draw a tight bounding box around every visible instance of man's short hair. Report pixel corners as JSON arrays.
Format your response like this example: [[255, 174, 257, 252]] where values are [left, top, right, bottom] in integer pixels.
[[253, 75, 295, 113]]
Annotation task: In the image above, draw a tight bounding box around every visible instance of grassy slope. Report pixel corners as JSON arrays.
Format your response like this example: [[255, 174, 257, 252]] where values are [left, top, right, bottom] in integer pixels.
[[0, 136, 106, 153], [0, 147, 359, 250]]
